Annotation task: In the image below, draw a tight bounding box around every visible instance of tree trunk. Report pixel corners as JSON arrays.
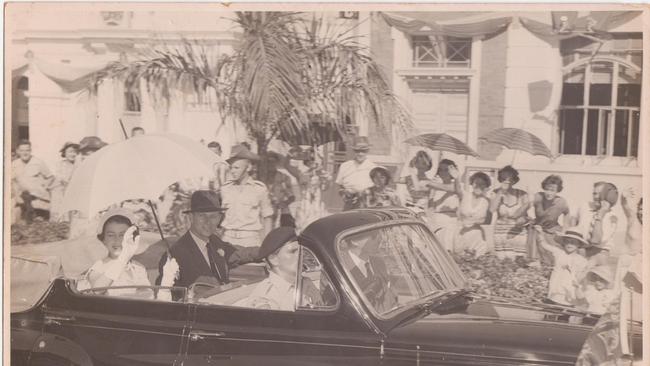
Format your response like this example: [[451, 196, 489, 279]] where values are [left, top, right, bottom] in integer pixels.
[[256, 135, 269, 183]]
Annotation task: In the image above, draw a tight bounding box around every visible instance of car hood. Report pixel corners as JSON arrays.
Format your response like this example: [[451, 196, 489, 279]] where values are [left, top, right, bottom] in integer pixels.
[[385, 298, 596, 365]]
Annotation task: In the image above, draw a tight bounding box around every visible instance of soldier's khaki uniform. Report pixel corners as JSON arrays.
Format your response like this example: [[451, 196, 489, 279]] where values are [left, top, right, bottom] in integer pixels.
[[237, 271, 324, 311], [221, 176, 273, 247]]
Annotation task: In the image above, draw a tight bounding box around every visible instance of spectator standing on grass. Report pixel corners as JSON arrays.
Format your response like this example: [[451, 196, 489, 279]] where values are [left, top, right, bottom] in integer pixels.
[[363, 166, 401, 208], [296, 152, 331, 230], [335, 136, 377, 211], [264, 152, 296, 228], [12, 139, 55, 223], [450, 166, 490, 257], [207, 141, 228, 193], [490, 165, 530, 259], [534, 225, 588, 306], [50, 142, 79, 222], [221, 144, 274, 247]]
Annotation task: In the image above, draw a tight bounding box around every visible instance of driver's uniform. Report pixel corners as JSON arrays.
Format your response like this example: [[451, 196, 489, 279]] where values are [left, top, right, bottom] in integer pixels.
[[239, 271, 323, 311]]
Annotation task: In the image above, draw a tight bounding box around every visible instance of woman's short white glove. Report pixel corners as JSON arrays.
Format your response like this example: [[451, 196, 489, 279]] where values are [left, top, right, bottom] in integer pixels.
[[119, 226, 140, 261], [104, 226, 139, 281], [160, 257, 180, 287]]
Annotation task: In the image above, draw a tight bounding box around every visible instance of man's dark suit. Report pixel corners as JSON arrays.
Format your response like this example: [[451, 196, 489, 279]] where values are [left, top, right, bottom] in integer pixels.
[[157, 231, 258, 288]]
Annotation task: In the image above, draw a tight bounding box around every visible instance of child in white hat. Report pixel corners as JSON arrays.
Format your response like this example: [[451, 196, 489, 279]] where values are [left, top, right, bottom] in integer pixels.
[[576, 265, 616, 314], [534, 225, 588, 305]]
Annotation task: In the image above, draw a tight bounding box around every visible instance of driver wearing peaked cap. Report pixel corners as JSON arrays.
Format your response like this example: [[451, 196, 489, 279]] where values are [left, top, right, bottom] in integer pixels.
[[235, 227, 324, 311]]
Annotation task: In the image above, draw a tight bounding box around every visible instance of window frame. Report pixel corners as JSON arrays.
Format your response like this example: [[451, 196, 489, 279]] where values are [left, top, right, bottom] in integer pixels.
[[295, 246, 341, 312], [558, 56, 641, 158], [411, 35, 472, 68]]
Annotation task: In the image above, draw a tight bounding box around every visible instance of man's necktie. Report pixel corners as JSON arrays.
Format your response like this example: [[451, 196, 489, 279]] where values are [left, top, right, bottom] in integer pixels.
[[206, 241, 223, 283]]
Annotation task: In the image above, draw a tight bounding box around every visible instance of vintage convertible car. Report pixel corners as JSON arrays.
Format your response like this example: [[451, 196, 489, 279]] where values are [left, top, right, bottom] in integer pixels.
[[11, 208, 642, 365]]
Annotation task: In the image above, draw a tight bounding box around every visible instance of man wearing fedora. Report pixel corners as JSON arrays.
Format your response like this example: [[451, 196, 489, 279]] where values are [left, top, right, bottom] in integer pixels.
[[335, 136, 377, 211], [221, 144, 274, 247], [157, 190, 259, 289]]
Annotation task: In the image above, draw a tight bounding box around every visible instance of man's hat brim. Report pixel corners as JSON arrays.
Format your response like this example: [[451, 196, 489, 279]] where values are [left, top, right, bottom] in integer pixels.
[[226, 150, 260, 164]]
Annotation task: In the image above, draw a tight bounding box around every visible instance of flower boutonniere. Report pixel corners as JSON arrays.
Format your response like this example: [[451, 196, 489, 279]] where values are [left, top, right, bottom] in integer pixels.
[[217, 248, 225, 257]]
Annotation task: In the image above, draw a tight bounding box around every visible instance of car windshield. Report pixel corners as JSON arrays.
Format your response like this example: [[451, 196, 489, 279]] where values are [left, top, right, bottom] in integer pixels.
[[336, 222, 466, 318]]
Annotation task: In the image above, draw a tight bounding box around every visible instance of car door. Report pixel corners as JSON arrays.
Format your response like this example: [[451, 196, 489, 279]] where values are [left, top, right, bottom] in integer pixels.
[[181, 248, 384, 366], [33, 279, 191, 366]]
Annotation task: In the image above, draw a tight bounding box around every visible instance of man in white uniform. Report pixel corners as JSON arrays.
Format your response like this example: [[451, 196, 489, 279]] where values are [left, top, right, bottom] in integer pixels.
[[335, 136, 376, 210]]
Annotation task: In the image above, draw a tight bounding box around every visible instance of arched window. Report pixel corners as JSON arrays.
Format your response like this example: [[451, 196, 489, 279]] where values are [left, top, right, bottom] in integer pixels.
[[558, 57, 641, 158]]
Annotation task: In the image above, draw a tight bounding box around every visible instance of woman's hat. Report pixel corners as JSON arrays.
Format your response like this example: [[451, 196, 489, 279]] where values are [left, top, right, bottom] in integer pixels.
[[351, 136, 370, 151], [226, 144, 260, 164], [554, 228, 589, 247], [96, 207, 137, 235], [59, 141, 80, 155], [79, 136, 108, 153], [587, 265, 614, 284], [183, 190, 227, 213], [369, 166, 392, 181]]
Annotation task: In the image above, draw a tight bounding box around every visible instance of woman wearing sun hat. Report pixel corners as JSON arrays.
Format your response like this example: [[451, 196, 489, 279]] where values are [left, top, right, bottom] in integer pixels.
[[80, 208, 179, 299]]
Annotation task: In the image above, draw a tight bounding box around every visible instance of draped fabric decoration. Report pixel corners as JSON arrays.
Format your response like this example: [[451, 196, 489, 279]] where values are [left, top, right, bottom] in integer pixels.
[[519, 11, 642, 40], [381, 11, 640, 40], [11, 56, 110, 93], [380, 12, 513, 37], [34, 58, 109, 93]]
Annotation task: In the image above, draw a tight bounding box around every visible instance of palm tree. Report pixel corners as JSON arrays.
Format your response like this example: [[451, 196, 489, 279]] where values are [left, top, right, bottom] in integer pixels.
[[92, 11, 412, 179]]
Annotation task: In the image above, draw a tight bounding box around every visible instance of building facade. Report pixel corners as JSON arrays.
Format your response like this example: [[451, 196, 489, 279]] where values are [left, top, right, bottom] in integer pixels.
[[7, 8, 644, 225]]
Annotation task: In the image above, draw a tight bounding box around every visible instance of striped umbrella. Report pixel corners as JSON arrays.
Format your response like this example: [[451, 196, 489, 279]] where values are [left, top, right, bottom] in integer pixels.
[[480, 128, 552, 158], [404, 133, 479, 157]]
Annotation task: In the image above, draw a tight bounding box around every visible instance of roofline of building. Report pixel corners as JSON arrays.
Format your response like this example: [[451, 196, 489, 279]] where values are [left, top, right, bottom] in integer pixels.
[[11, 29, 241, 45]]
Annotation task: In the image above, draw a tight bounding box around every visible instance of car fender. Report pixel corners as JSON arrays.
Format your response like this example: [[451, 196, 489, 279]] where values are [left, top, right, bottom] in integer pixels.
[[30, 332, 93, 366]]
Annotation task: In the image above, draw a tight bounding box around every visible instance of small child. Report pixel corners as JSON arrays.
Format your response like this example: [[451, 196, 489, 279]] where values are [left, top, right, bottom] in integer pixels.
[[534, 225, 588, 306], [576, 265, 616, 314]]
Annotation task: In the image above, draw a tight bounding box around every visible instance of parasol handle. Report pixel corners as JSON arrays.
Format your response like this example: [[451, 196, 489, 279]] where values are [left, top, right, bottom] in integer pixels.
[[119, 119, 129, 140], [147, 200, 172, 257]]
